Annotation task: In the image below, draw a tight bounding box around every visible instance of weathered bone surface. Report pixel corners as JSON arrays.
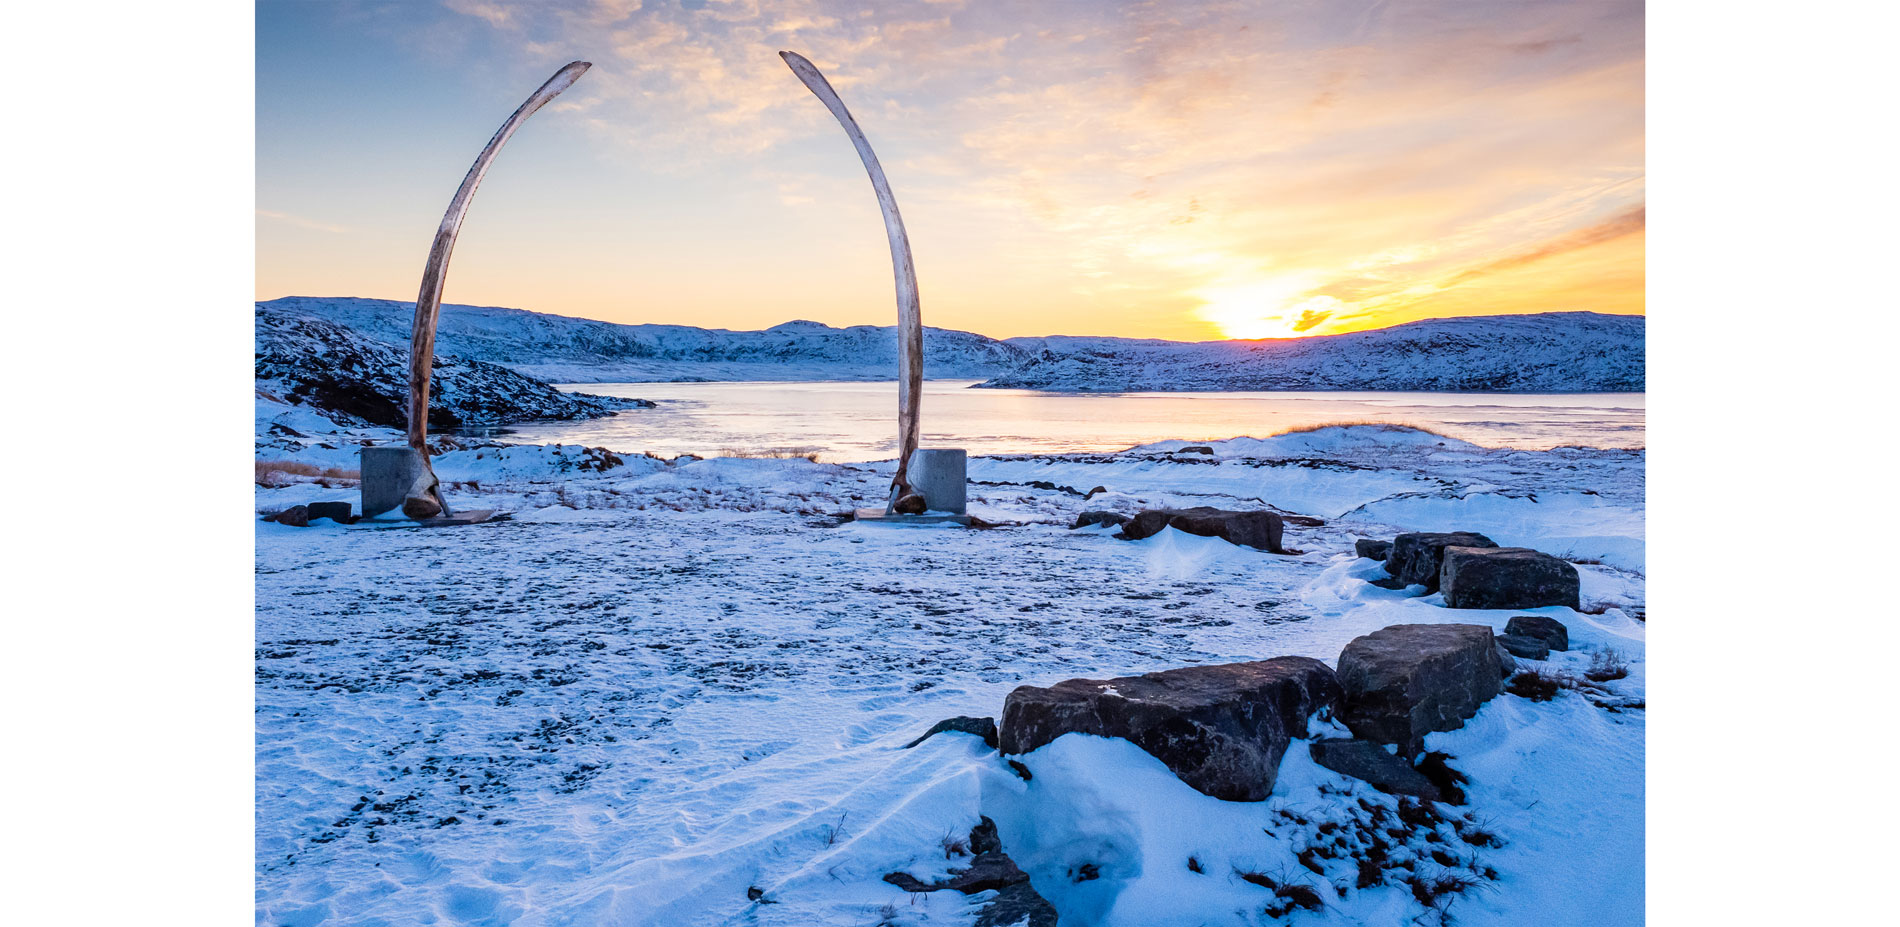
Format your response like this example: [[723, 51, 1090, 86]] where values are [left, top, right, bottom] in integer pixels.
[[404, 59, 591, 512], [779, 51, 923, 512]]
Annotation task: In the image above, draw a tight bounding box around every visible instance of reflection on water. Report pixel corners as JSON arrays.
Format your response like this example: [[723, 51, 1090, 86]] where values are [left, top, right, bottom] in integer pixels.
[[497, 380, 1646, 462]]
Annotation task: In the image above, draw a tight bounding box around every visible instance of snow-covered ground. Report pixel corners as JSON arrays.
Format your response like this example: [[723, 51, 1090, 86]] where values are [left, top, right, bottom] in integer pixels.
[[257, 409, 1644, 926]]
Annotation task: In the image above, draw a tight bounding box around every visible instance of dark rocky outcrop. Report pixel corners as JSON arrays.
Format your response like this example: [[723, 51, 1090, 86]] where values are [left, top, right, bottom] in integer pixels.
[[1120, 507, 1286, 553], [902, 716, 999, 750], [1336, 624, 1506, 755], [1495, 633, 1550, 661], [1384, 532, 1497, 591], [1439, 547, 1581, 610], [1309, 738, 1443, 800], [1072, 510, 1129, 530], [1505, 615, 1571, 652], [998, 657, 1342, 801], [1178, 445, 1215, 455], [1084, 485, 1108, 499], [1355, 538, 1393, 561]]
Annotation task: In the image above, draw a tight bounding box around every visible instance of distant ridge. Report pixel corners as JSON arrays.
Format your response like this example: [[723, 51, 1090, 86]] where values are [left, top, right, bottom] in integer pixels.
[[257, 297, 1645, 392]]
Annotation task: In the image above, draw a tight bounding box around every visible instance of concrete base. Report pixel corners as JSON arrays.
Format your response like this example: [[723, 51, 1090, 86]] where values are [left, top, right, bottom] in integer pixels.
[[902, 447, 968, 515], [853, 507, 973, 527], [354, 509, 498, 529], [361, 446, 450, 518]]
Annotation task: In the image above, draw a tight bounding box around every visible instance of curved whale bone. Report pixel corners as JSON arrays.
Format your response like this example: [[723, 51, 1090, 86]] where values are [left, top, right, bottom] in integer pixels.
[[779, 51, 924, 513], [403, 60, 592, 516]]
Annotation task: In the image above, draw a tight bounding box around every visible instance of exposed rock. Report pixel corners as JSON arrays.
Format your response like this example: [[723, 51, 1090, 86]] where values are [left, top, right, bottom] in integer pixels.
[[1494, 644, 1517, 677], [902, 716, 998, 750], [1120, 506, 1285, 553], [882, 818, 1058, 927], [893, 492, 928, 515], [1355, 538, 1393, 561], [998, 657, 1342, 801], [265, 505, 309, 527], [306, 501, 352, 524], [1384, 532, 1497, 591], [1309, 738, 1443, 800], [1336, 624, 1506, 755], [402, 495, 444, 519], [1179, 445, 1215, 455], [1084, 485, 1108, 499], [1439, 547, 1581, 610], [1072, 510, 1128, 530], [1505, 615, 1571, 652], [1495, 633, 1550, 660]]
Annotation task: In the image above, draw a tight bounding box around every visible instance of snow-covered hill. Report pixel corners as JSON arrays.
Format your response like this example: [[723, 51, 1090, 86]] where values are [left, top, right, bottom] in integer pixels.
[[255, 305, 649, 430], [992, 312, 1646, 392], [259, 296, 1029, 383], [258, 297, 1644, 392]]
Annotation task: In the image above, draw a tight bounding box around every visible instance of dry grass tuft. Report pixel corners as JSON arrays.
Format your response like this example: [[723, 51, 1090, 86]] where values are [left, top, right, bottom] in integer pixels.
[[1272, 420, 1444, 437], [256, 460, 360, 487]]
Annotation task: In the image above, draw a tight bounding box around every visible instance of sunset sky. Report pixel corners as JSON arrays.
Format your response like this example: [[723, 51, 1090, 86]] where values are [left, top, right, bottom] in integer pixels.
[[256, 0, 1644, 341]]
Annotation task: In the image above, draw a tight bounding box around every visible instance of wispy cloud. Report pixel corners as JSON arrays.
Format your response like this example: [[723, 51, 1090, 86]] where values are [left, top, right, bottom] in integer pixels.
[[256, 209, 351, 234]]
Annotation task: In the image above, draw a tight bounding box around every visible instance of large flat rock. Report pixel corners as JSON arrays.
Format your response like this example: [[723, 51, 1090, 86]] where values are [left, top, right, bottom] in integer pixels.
[[1440, 546, 1581, 610], [1384, 531, 1497, 591], [1336, 624, 1505, 755], [1120, 507, 1286, 552], [998, 657, 1342, 801]]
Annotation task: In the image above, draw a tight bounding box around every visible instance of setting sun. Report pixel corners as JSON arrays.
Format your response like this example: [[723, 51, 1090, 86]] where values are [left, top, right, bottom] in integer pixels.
[[1194, 278, 1347, 340]]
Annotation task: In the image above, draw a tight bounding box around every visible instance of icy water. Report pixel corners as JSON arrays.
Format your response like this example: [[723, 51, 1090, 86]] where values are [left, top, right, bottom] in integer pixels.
[[501, 380, 1645, 461]]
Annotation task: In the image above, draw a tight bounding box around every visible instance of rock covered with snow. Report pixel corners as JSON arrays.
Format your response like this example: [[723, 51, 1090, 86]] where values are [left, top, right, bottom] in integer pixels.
[[1336, 624, 1507, 755], [997, 657, 1343, 801], [1119, 506, 1287, 552], [1385, 530, 1498, 590], [255, 305, 649, 430], [1441, 546, 1582, 610]]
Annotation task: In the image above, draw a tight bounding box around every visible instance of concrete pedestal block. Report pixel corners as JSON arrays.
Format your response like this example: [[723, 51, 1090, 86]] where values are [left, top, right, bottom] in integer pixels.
[[906, 448, 967, 515], [361, 446, 444, 518]]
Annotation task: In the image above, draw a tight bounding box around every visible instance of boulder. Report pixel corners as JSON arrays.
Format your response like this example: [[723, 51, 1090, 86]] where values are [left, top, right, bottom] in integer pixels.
[[1072, 510, 1129, 530], [903, 716, 999, 750], [1505, 615, 1571, 652], [1440, 547, 1581, 610], [998, 657, 1342, 801], [402, 494, 443, 519], [1495, 633, 1550, 661], [1355, 538, 1393, 561], [306, 501, 352, 524], [1336, 624, 1506, 755], [1384, 532, 1497, 591], [265, 504, 309, 527], [1309, 738, 1442, 800], [893, 492, 928, 515], [1120, 507, 1285, 553]]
